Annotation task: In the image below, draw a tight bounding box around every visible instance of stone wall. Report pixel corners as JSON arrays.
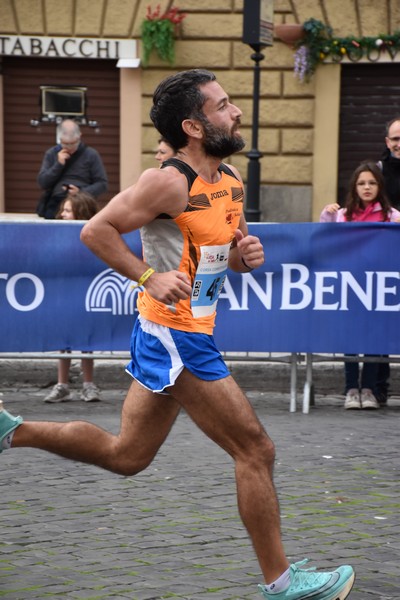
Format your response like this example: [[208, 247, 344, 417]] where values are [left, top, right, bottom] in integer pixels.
[[138, 1, 316, 222], [2, 0, 400, 222]]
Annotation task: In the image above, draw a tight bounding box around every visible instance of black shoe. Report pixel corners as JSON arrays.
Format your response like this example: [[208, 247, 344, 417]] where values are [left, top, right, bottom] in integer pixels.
[[375, 391, 388, 406]]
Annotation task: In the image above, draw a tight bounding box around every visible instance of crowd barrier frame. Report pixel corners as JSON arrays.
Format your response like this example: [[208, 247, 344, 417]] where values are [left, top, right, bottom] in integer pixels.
[[0, 350, 303, 410], [1, 351, 397, 414]]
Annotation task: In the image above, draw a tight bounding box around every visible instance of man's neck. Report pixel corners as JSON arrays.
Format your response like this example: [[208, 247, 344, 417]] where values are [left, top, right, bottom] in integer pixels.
[[178, 149, 222, 183]]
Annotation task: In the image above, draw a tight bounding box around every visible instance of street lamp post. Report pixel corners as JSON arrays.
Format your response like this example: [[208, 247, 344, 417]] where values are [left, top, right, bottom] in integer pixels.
[[245, 46, 265, 222], [242, 0, 274, 222]]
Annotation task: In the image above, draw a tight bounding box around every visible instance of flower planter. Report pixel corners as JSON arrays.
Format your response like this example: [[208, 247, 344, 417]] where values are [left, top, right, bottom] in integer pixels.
[[274, 23, 304, 46], [141, 5, 186, 66]]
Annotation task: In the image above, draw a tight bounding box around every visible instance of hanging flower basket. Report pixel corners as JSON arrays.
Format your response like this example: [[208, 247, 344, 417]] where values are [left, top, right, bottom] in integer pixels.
[[141, 4, 187, 66], [293, 18, 400, 82], [274, 23, 304, 47]]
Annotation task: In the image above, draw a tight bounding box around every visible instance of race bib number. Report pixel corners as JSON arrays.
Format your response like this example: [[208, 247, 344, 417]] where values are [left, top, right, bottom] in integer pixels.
[[191, 244, 230, 318]]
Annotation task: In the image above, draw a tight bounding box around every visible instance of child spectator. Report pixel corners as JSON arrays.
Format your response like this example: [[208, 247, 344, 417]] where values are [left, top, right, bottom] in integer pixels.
[[44, 191, 101, 403], [320, 161, 400, 410]]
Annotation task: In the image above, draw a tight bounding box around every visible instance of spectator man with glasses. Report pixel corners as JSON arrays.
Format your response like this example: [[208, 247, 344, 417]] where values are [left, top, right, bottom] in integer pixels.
[[372, 116, 400, 405], [378, 117, 400, 210], [37, 119, 108, 219]]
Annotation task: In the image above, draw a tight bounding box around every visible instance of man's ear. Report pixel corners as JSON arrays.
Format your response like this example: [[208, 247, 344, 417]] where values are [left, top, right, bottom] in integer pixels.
[[182, 119, 203, 140]]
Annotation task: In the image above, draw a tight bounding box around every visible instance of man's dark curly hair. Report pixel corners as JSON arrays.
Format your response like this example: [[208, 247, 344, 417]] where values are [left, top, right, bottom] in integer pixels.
[[150, 69, 216, 151]]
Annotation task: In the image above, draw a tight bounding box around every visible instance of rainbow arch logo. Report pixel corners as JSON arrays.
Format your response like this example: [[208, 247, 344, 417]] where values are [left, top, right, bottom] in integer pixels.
[[85, 268, 139, 315]]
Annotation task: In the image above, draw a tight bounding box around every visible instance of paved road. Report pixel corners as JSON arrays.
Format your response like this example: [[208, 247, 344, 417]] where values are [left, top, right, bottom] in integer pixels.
[[1, 365, 400, 599]]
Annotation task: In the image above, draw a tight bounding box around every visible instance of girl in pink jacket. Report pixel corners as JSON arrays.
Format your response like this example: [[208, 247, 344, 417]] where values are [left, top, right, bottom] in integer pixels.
[[320, 161, 400, 223], [320, 161, 400, 410]]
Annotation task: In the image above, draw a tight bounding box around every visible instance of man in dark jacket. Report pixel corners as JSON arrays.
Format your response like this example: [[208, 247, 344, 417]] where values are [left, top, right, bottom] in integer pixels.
[[378, 117, 400, 209], [37, 119, 108, 219], [374, 116, 400, 404]]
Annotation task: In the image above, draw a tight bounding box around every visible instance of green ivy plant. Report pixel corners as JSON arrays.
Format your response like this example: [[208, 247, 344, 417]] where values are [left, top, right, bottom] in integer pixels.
[[294, 17, 400, 82], [141, 5, 187, 66]]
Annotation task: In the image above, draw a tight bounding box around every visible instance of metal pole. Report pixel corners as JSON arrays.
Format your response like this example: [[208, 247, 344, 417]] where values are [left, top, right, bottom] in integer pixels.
[[244, 47, 265, 222]]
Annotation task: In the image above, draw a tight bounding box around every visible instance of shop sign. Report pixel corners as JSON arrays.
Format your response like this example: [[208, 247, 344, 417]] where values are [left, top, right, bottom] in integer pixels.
[[0, 35, 137, 60]]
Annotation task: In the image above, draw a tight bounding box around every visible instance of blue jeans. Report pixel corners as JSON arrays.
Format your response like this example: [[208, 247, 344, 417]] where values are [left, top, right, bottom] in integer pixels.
[[344, 355, 380, 392], [376, 360, 390, 397]]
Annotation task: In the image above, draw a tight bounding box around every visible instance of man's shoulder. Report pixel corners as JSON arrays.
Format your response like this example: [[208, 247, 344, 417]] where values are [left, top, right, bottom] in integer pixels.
[[219, 162, 241, 182], [135, 167, 190, 216], [81, 145, 105, 164], [80, 144, 98, 157], [140, 165, 187, 189], [45, 145, 59, 155]]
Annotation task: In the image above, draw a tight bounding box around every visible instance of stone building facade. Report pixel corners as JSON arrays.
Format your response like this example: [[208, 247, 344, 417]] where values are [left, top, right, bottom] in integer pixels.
[[1, 0, 400, 221]]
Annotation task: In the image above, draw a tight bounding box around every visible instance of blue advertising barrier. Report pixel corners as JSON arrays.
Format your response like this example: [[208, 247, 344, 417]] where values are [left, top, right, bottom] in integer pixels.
[[1, 220, 399, 354]]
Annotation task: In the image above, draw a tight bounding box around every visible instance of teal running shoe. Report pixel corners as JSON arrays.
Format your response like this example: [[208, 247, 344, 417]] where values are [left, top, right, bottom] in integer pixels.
[[259, 559, 355, 600], [0, 400, 23, 453]]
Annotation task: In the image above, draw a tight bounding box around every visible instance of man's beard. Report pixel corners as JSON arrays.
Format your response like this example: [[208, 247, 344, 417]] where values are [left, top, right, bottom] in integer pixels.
[[201, 119, 245, 159]]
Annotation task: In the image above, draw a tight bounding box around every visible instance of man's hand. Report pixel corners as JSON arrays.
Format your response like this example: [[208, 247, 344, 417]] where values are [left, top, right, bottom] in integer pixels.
[[57, 148, 71, 165], [66, 184, 80, 195], [234, 229, 264, 270], [143, 270, 192, 305]]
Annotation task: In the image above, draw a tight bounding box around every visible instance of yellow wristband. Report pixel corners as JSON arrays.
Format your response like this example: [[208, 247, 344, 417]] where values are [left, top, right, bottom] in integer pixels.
[[132, 267, 155, 289]]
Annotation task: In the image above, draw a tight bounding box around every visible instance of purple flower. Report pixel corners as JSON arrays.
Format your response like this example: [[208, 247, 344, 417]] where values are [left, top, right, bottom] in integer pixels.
[[294, 45, 309, 81]]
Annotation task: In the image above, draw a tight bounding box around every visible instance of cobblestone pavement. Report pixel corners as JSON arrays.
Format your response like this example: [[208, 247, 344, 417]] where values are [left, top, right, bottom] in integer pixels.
[[1, 365, 400, 599]]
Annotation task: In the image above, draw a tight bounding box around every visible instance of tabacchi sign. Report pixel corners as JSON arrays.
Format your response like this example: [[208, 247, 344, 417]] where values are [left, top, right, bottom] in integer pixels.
[[0, 35, 137, 60]]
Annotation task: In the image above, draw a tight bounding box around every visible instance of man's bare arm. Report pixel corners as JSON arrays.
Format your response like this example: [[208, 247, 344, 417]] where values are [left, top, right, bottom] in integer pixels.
[[80, 168, 192, 304], [228, 215, 265, 273]]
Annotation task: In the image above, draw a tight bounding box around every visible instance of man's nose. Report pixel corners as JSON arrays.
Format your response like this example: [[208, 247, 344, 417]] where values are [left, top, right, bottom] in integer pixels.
[[231, 104, 242, 120]]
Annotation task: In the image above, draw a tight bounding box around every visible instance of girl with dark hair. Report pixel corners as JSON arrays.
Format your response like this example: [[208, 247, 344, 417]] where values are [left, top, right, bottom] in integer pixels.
[[320, 162, 400, 410], [56, 191, 99, 220], [320, 161, 400, 223], [44, 191, 101, 404]]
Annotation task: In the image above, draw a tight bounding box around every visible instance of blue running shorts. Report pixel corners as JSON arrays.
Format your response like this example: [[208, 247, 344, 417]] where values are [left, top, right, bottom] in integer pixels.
[[125, 316, 230, 393]]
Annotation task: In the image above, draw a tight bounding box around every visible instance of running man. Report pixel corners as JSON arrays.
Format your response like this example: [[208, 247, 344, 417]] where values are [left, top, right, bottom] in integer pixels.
[[0, 69, 354, 600]]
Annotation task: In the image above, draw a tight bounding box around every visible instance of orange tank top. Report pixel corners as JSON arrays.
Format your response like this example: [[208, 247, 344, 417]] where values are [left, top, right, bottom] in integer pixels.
[[137, 159, 244, 334]]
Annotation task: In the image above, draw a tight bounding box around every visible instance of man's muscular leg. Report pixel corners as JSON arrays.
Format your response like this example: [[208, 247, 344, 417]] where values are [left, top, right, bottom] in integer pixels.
[[10, 380, 180, 475], [170, 369, 289, 584]]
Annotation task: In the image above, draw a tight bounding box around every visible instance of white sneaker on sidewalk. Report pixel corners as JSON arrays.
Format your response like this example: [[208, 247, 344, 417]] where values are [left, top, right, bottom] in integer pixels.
[[44, 384, 71, 403], [361, 389, 379, 409], [344, 389, 361, 409], [81, 383, 101, 402]]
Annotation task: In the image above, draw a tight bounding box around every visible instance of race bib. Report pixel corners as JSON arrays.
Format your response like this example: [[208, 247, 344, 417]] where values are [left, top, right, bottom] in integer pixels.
[[191, 244, 230, 318]]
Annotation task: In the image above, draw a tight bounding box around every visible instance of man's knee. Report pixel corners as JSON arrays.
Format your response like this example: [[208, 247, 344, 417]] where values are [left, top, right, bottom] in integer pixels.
[[256, 433, 275, 466], [230, 421, 274, 464], [109, 456, 151, 477], [107, 443, 155, 476], [242, 429, 276, 471]]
